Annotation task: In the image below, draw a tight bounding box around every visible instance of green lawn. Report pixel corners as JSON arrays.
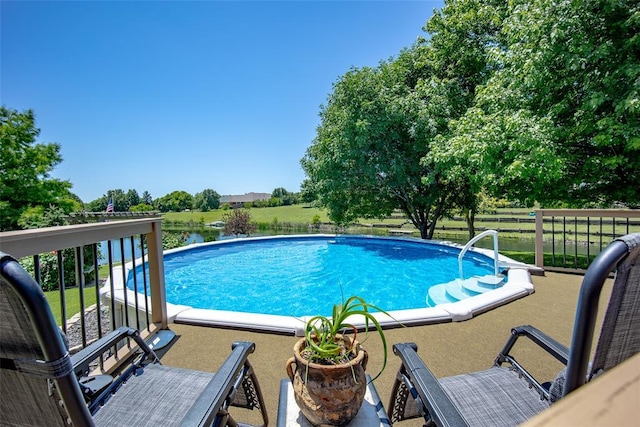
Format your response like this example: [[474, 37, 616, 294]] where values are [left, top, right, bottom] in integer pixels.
[[162, 205, 535, 240], [45, 286, 98, 326], [164, 205, 331, 225], [164, 206, 539, 229]]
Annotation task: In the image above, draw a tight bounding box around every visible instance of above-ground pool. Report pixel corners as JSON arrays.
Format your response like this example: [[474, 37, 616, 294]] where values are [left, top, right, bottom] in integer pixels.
[[110, 234, 536, 335]]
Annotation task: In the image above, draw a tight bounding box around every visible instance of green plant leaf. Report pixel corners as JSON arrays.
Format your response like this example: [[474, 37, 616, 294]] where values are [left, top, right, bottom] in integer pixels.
[[302, 295, 399, 381]]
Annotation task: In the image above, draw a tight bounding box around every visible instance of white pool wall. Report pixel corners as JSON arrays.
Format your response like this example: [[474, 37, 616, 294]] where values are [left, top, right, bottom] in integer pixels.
[[101, 234, 537, 336]]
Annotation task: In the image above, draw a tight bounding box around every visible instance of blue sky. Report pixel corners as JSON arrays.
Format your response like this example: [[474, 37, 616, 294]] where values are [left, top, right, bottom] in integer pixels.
[[2, 0, 443, 203]]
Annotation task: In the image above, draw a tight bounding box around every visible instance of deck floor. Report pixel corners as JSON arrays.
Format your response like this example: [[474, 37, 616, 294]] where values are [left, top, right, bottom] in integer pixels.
[[158, 272, 611, 426]]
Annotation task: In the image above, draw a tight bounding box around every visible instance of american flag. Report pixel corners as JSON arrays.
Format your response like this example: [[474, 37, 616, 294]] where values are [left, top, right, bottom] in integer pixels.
[[106, 197, 114, 213]]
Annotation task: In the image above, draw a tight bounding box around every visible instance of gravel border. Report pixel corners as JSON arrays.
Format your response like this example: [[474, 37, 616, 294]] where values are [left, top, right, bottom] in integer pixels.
[[65, 304, 113, 353]]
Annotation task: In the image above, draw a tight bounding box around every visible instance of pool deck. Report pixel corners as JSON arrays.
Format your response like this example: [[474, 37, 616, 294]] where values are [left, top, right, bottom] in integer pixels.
[[155, 271, 638, 426]]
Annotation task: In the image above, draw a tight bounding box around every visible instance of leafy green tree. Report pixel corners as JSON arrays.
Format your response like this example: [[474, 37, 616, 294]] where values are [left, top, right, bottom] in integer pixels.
[[57, 192, 85, 213], [17, 204, 68, 229], [222, 209, 257, 237], [141, 191, 153, 205], [302, 44, 462, 239], [427, 0, 508, 92], [155, 190, 194, 212], [85, 197, 103, 212], [130, 203, 154, 212], [440, 0, 639, 207], [16, 206, 48, 229], [299, 179, 318, 204], [125, 189, 140, 209], [87, 189, 129, 212], [193, 188, 220, 211], [311, 214, 322, 230], [421, 0, 511, 238], [271, 187, 297, 205], [523, 0, 639, 206], [272, 187, 289, 199], [0, 107, 73, 230], [108, 189, 128, 212]]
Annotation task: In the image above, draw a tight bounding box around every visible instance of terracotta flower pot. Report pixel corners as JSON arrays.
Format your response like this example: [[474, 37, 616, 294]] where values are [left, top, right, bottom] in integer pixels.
[[286, 335, 368, 426]]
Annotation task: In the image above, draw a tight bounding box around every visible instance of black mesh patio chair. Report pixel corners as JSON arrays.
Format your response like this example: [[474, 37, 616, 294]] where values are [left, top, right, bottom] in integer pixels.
[[0, 252, 269, 427], [388, 233, 640, 427]]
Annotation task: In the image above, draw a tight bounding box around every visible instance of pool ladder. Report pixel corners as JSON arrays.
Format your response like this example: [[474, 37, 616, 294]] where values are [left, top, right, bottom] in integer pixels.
[[458, 229, 500, 279]]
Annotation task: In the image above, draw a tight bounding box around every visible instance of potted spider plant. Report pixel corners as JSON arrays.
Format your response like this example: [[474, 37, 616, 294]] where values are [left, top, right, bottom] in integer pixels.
[[285, 295, 393, 426]]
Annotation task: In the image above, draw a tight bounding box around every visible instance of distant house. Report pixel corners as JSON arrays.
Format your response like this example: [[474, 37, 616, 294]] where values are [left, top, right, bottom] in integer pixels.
[[219, 192, 271, 208]]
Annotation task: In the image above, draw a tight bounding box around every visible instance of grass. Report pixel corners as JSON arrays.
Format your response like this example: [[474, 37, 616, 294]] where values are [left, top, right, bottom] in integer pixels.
[[164, 205, 537, 240], [162, 205, 548, 243], [45, 286, 98, 326], [165, 206, 538, 231], [164, 205, 331, 225]]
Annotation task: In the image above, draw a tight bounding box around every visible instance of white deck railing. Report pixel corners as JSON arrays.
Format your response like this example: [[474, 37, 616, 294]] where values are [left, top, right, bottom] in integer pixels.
[[0, 218, 168, 362]]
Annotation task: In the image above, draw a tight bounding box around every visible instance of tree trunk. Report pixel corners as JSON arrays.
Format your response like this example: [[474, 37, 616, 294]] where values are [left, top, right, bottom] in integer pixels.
[[419, 223, 430, 239], [465, 209, 475, 241]]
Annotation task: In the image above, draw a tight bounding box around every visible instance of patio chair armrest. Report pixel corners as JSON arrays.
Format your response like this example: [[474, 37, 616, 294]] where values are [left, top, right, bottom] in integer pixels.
[[393, 342, 469, 427], [70, 327, 157, 376], [497, 325, 569, 366], [179, 341, 260, 427]]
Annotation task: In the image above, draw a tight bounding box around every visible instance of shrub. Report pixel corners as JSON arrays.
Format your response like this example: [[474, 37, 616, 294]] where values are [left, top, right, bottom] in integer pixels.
[[223, 209, 257, 236], [19, 205, 96, 291], [162, 231, 188, 250], [21, 247, 97, 292]]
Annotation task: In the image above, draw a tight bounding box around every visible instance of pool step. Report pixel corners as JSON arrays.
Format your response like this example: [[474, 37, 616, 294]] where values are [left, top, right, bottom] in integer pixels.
[[462, 274, 506, 294], [426, 284, 457, 307], [426, 275, 506, 307], [446, 279, 475, 300], [476, 274, 506, 288]]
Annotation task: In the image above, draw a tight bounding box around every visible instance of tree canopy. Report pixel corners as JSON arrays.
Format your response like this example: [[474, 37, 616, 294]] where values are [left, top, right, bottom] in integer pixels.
[[0, 107, 74, 230], [302, 0, 639, 239], [86, 189, 131, 212], [141, 191, 153, 205], [431, 0, 639, 208], [271, 187, 297, 206], [154, 190, 194, 213], [301, 2, 507, 239], [302, 52, 460, 239], [193, 188, 221, 211]]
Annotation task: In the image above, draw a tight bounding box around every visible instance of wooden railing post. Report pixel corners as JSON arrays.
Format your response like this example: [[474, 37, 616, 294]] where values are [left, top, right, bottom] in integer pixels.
[[146, 220, 168, 329], [535, 209, 545, 269]]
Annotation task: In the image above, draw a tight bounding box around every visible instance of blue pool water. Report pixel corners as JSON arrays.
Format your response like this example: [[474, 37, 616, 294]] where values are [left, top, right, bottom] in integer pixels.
[[127, 235, 498, 317]]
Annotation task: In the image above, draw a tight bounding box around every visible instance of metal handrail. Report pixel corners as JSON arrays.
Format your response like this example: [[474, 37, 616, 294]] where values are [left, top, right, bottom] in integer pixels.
[[459, 229, 499, 279]]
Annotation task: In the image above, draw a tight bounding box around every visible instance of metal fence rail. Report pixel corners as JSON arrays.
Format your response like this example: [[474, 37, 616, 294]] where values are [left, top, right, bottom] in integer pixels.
[[535, 209, 640, 273]]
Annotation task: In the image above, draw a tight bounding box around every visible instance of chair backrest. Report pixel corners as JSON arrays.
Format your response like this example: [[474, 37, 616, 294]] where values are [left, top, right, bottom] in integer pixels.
[[591, 233, 640, 373], [0, 252, 94, 426], [564, 233, 640, 396]]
